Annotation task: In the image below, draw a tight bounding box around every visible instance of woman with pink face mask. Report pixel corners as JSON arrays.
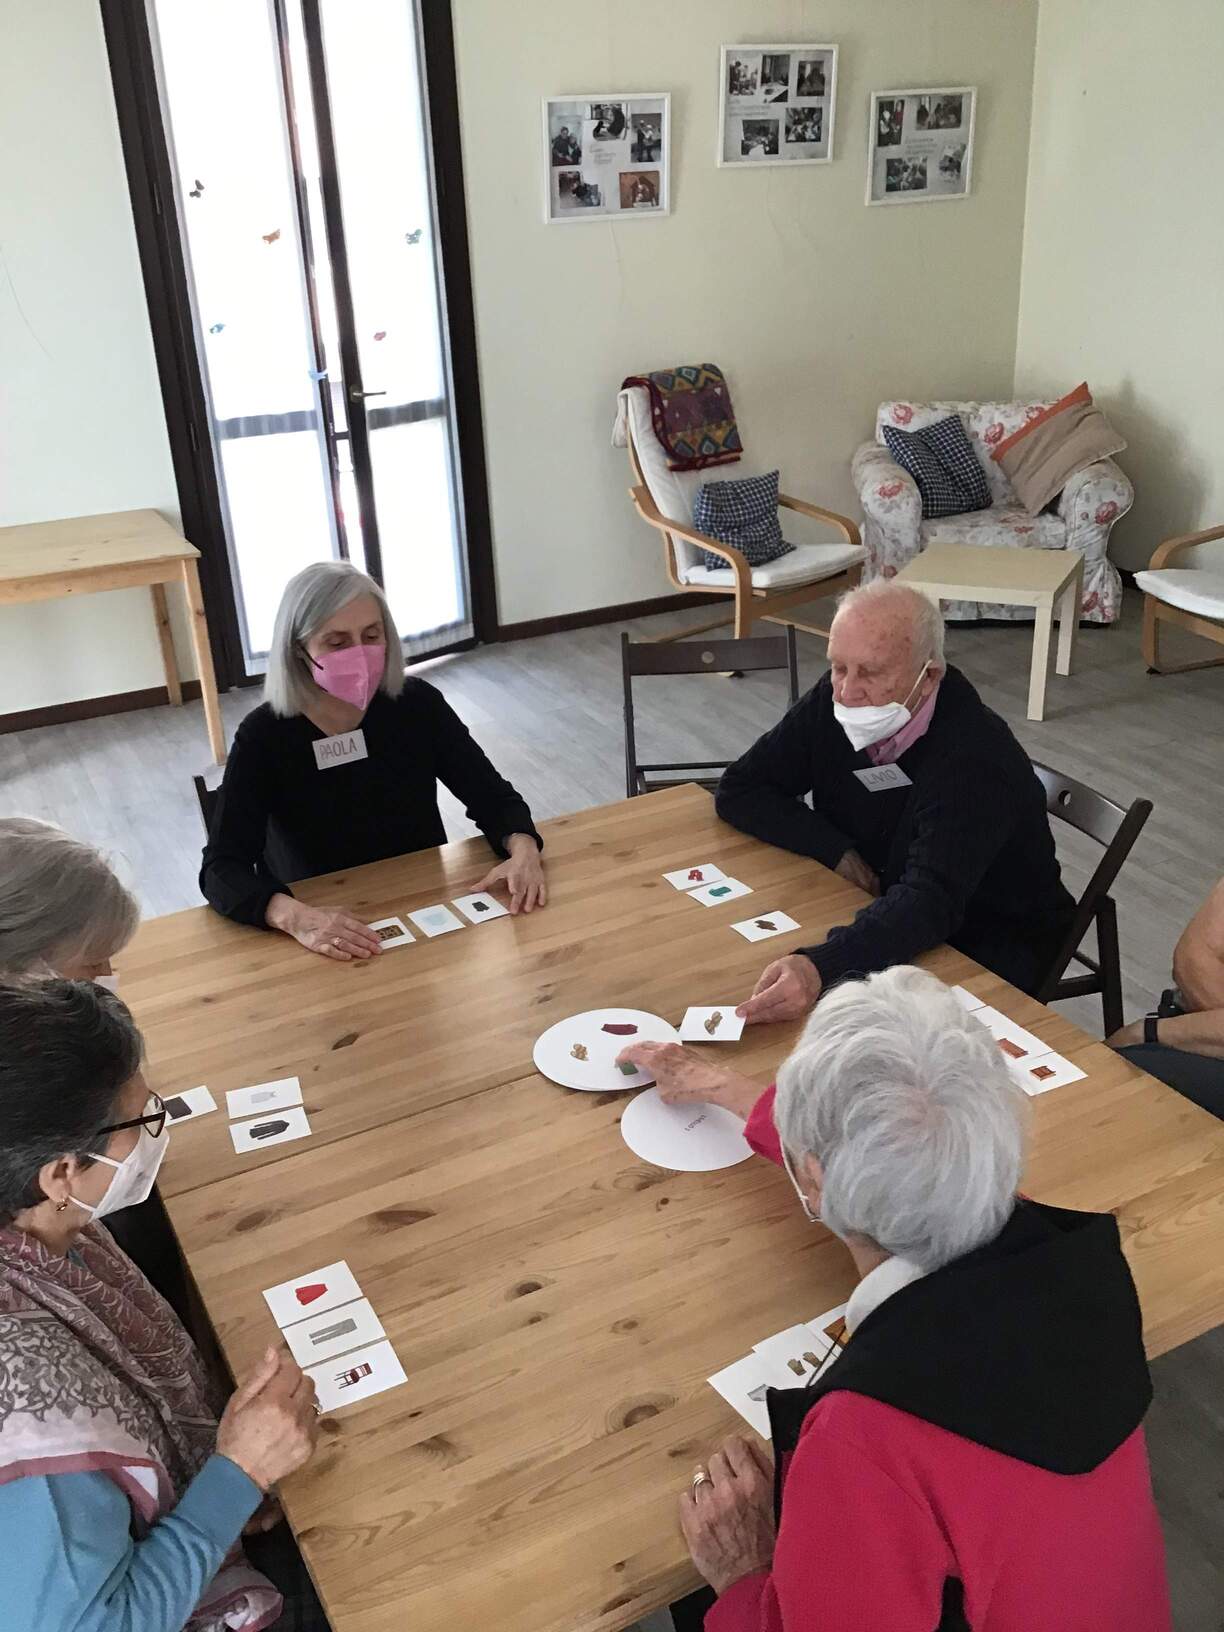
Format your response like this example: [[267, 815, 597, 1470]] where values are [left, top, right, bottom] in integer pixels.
[[200, 562, 545, 956]]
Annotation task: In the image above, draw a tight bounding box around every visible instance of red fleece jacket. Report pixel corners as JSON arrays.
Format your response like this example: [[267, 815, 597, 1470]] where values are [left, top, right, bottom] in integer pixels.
[[704, 1088, 1172, 1632]]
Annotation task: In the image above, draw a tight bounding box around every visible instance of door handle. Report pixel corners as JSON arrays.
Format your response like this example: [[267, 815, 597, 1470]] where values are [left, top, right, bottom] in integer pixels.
[[349, 387, 387, 401]]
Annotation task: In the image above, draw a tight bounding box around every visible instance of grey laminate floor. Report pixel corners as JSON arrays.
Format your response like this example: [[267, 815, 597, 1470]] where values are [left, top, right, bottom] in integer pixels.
[[3, 588, 1222, 1628]]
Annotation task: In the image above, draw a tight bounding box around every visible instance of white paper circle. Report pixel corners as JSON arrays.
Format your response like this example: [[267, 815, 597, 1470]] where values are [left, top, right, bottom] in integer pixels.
[[620, 1088, 753, 1171], [533, 1009, 680, 1092]]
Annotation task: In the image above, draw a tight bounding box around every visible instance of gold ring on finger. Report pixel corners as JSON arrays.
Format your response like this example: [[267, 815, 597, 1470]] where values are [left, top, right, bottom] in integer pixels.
[[691, 1467, 713, 1493]]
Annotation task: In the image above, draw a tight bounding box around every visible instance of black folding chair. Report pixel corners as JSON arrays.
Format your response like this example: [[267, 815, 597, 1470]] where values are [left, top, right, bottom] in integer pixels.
[[191, 768, 223, 837], [621, 627, 800, 798], [1032, 762, 1153, 1037]]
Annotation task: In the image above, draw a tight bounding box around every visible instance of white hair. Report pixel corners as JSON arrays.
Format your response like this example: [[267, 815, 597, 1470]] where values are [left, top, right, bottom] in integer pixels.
[[264, 561, 404, 718], [774, 966, 1025, 1271], [835, 579, 946, 670], [0, 818, 140, 977]]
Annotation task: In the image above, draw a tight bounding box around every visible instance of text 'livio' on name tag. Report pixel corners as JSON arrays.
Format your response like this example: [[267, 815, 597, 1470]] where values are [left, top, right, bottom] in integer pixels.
[[853, 763, 912, 793], [312, 729, 368, 771]]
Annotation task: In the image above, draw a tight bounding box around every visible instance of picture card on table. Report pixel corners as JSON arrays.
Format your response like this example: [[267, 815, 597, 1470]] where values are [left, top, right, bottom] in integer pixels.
[[752, 1323, 836, 1381], [679, 1006, 746, 1044], [950, 985, 985, 1013], [263, 1260, 364, 1329], [368, 916, 414, 949], [452, 891, 509, 924], [731, 911, 800, 943], [307, 1338, 407, 1413], [689, 877, 753, 908], [229, 1105, 312, 1155], [1010, 1052, 1087, 1095], [408, 904, 466, 939], [162, 1086, 217, 1124], [971, 1006, 1049, 1064], [707, 1351, 796, 1439], [662, 863, 728, 892], [225, 1077, 302, 1120], [282, 1296, 386, 1366]]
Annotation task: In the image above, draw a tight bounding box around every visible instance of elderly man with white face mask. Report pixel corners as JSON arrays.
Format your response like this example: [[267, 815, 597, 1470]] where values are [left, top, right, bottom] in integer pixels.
[[717, 581, 1074, 1023], [623, 968, 1171, 1632]]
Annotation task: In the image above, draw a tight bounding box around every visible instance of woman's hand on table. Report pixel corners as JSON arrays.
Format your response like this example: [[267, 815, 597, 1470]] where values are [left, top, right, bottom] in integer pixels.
[[616, 1042, 764, 1122], [217, 1347, 320, 1493], [473, 834, 547, 914], [265, 894, 382, 961], [680, 1434, 777, 1595]]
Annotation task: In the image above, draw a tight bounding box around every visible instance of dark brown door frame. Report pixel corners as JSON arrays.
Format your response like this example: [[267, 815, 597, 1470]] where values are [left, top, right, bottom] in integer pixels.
[[99, 0, 499, 675]]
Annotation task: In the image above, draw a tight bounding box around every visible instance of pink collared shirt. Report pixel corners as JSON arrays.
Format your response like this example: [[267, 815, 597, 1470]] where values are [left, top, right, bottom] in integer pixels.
[[866, 681, 940, 766]]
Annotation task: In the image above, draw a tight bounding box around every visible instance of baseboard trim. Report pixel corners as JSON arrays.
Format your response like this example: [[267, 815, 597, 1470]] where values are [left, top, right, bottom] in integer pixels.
[[495, 591, 726, 643], [0, 681, 210, 736]]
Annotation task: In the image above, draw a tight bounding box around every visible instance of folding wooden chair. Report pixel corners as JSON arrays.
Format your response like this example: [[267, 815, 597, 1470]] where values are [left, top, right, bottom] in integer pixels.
[[622, 627, 800, 798]]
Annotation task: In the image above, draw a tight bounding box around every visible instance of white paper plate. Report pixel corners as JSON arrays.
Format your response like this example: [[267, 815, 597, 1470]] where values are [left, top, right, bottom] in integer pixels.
[[533, 1008, 680, 1092], [620, 1087, 753, 1171]]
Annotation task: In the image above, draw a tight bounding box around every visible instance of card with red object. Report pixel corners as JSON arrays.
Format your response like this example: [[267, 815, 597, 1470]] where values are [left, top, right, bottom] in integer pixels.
[[262, 1260, 363, 1330]]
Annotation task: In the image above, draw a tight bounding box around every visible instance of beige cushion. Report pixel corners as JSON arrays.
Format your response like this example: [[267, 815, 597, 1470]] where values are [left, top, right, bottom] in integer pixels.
[[993, 387, 1127, 516], [1135, 568, 1224, 620], [679, 540, 864, 589]]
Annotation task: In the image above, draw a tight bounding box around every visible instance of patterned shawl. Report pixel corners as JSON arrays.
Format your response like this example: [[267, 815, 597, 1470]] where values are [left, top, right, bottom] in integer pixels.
[[0, 1222, 280, 1632], [620, 363, 743, 470]]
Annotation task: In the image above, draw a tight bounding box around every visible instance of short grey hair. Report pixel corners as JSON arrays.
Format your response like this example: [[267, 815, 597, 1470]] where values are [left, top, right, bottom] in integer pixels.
[[0, 818, 140, 977], [774, 965, 1025, 1271], [265, 561, 404, 718], [835, 579, 946, 670]]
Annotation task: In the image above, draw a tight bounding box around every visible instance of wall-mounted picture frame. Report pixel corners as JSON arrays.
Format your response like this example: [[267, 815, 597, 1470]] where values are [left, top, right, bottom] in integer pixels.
[[866, 87, 977, 205], [542, 94, 671, 224], [718, 44, 838, 166]]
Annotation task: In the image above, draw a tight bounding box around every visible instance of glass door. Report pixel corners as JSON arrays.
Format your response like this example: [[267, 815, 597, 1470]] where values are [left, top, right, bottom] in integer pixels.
[[148, 0, 472, 669]]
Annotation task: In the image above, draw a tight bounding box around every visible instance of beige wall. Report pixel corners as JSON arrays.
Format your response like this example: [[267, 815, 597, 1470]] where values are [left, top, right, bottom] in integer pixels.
[[1015, 0, 1224, 571], [0, 0, 189, 714], [452, 0, 1040, 625]]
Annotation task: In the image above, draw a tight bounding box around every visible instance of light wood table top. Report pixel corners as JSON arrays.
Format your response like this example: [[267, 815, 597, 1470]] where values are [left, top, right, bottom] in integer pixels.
[[897, 539, 1081, 599], [139, 786, 1224, 1632], [128, 787, 879, 1199], [161, 970, 1224, 1632], [0, 509, 199, 599]]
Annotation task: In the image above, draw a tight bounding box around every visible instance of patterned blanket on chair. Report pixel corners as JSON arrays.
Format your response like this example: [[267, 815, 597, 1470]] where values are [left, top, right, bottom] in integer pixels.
[[620, 363, 743, 471]]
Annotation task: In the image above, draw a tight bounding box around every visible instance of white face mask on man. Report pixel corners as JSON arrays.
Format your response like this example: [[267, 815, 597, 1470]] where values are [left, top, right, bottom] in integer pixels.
[[832, 667, 929, 753], [67, 1123, 169, 1220]]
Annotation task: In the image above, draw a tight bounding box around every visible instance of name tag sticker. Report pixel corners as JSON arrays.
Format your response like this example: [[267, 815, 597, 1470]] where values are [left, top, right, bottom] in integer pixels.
[[312, 729, 368, 771], [853, 763, 912, 793]]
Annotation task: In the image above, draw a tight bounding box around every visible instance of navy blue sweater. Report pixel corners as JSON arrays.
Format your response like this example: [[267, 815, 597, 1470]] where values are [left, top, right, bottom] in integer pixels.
[[715, 666, 1074, 994]]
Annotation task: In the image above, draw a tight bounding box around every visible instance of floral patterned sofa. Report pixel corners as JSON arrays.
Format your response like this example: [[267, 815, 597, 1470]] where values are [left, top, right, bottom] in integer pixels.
[[851, 400, 1132, 623]]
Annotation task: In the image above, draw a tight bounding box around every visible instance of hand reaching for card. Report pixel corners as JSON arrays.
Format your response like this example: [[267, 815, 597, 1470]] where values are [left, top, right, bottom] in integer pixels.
[[265, 895, 383, 962], [473, 834, 547, 914], [736, 954, 822, 1025], [616, 1042, 763, 1121]]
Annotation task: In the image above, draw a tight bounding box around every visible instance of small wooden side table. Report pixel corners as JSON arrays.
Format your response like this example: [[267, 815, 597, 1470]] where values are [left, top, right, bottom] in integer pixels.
[[0, 509, 227, 762], [896, 541, 1084, 721]]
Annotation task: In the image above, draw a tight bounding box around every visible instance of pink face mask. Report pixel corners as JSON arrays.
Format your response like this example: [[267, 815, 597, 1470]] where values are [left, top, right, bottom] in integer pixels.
[[310, 643, 385, 711]]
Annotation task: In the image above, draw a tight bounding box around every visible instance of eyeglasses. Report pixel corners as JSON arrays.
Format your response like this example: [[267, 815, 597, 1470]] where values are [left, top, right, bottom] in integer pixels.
[[96, 1093, 168, 1143]]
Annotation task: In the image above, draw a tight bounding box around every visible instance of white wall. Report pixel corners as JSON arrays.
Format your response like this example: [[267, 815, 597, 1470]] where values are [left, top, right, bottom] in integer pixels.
[[452, 0, 1040, 625], [1015, 0, 1224, 571], [0, 0, 190, 713]]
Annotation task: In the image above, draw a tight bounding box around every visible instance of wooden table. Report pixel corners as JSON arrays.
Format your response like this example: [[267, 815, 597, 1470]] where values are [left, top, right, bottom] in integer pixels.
[[896, 540, 1084, 721], [122, 788, 1224, 1632], [0, 508, 226, 761]]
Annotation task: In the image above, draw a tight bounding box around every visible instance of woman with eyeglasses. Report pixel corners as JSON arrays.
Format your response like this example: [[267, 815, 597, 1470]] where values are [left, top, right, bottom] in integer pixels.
[[0, 980, 324, 1632], [200, 560, 546, 961], [620, 967, 1170, 1632]]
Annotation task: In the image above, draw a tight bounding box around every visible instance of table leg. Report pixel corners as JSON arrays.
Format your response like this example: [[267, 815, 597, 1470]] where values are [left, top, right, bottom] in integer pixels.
[[180, 559, 227, 765], [150, 582, 182, 706], [1055, 558, 1083, 677], [1028, 599, 1054, 721]]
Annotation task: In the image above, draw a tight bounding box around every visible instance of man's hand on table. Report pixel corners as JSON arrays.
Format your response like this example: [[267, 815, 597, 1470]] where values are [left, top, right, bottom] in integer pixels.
[[265, 894, 383, 961], [680, 1435, 777, 1595], [737, 954, 823, 1025], [616, 1042, 763, 1121], [835, 848, 881, 897]]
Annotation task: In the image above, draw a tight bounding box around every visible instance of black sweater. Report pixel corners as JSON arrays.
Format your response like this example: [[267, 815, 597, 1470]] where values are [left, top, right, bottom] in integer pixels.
[[715, 666, 1074, 993], [200, 681, 540, 926]]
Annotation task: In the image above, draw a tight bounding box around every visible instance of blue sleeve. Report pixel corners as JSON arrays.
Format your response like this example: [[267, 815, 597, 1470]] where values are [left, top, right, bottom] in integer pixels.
[[0, 1455, 263, 1632]]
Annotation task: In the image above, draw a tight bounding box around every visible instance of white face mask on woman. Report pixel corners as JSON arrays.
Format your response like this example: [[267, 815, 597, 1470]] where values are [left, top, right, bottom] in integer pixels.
[[93, 973, 120, 994], [832, 667, 928, 753], [781, 1144, 821, 1225], [67, 1124, 168, 1220]]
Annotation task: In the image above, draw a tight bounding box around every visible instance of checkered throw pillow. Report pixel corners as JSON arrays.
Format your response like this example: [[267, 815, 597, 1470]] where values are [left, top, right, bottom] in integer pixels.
[[882, 415, 992, 520], [694, 469, 796, 571]]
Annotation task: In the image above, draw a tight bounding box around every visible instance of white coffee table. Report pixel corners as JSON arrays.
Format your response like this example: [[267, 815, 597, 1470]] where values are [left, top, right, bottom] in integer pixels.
[[896, 542, 1084, 721]]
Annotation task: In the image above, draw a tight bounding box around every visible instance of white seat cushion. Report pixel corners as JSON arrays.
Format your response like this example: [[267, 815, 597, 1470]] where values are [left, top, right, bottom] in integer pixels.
[[679, 540, 864, 589], [1134, 568, 1224, 620]]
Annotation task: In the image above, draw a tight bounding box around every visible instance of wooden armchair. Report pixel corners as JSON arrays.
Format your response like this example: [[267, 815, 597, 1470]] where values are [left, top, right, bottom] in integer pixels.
[[1137, 523, 1224, 675], [620, 384, 864, 642]]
